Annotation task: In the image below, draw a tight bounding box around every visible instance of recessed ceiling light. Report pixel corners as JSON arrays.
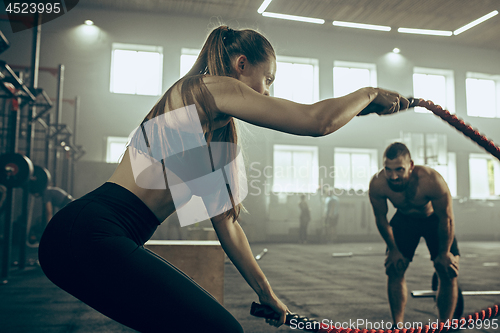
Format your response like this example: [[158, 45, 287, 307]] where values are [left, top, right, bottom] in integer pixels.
[[257, 0, 273, 14], [85, 20, 94, 26], [333, 21, 391, 32], [393, 48, 400, 53], [262, 12, 325, 24], [398, 27, 452, 36], [454, 10, 499, 35]]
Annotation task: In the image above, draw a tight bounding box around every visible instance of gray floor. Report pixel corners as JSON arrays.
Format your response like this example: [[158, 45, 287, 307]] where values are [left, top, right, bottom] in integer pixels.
[[0, 241, 499, 333], [226, 241, 500, 333]]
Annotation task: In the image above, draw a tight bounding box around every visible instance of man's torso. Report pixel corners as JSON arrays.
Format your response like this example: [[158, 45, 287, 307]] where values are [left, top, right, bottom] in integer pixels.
[[376, 166, 435, 217]]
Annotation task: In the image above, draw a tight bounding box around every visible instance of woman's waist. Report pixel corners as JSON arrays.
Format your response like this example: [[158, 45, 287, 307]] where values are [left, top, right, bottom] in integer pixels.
[[81, 182, 161, 226]]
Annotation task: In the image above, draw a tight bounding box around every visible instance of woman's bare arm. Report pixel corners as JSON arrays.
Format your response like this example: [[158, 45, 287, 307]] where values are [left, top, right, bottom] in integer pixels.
[[211, 215, 289, 326], [206, 76, 409, 137]]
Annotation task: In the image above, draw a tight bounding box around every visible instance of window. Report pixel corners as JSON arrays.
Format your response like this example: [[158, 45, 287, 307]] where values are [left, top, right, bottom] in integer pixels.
[[273, 56, 319, 104], [106, 136, 129, 163], [466, 72, 500, 118], [431, 153, 457, 197], [333, 61, 377, 98], [413, 67, 455, 113], [110, 43, 163, 96], [469, 154, 500, 199], [399, 132, 457, 197], [180, 48, 200, 77], [334, 148, 378, 192], [272, 145, 319, 193]]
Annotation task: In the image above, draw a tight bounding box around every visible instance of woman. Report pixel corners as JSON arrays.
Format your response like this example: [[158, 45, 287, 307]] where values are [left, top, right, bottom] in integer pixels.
[[39, 25, 409, 332]]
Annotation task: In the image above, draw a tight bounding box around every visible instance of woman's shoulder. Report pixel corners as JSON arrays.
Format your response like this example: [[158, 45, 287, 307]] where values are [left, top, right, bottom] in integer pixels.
[[168, 75, 243, 107], [202, 75, 247, 94]]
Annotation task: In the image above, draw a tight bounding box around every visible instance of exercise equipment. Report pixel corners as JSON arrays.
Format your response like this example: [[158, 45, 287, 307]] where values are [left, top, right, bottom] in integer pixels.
[[332, 251, 385, 257], [0, 30, 9, 54], [251, 301, 500, 333], [411, 272, 464, 319], [29, 165, 51, 195], [410, 98, 500, 161], [251, 302, 323, 330], [0, 153, 34, 188], [412, 290, 500, 297], [255, 248, 268, 261]]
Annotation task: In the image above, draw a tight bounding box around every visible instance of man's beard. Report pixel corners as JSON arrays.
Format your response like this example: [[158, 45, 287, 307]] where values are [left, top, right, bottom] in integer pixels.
[[387, 179, 408, 192]]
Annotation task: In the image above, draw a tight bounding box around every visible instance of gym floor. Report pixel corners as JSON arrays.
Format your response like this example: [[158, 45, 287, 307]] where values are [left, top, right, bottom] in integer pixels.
[[0, 241, 499, 333]]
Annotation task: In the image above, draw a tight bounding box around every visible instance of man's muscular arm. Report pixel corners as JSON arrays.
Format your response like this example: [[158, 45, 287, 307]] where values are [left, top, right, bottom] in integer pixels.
[[428, 170, 458, 276], [369, 177, 395, 249], [428, 171, 454, 254], [369, 176, 408, 273]]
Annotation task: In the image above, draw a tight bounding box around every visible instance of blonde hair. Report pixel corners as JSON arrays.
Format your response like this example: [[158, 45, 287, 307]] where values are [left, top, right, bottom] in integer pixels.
[[139, 26, 275, 222]]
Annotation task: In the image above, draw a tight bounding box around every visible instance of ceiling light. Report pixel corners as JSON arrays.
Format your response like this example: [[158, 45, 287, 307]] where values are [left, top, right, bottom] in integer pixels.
[[333, 20, 391, 32], [257, 0, 272, 14], [262, 12, 325, 24], [85, 20, 94, 26], [398, 27, 452, 36], [393, 48, 400, 53], [453, 10, 499, 35]]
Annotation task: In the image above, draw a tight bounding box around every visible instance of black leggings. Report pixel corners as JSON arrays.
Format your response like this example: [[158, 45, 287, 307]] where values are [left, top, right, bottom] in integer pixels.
[[38, 182, 243, 333]]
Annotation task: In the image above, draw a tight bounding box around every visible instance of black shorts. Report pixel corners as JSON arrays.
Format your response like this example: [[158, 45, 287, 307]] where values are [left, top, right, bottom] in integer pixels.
[[390, 210, 460, 261]]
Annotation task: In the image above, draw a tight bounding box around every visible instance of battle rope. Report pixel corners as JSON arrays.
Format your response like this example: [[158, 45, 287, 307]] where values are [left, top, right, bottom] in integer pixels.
[[251, 302, 499, 333], [412, 98, 500, 162], [251, 98, 500, 332]]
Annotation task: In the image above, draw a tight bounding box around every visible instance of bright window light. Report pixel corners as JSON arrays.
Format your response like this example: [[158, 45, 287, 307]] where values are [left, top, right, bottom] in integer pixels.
[[333, 20, 391, 32], [273, 56, 319, 104], [180, 49, 200, 77], [106, 136, 129, 163], [413, 67, 455, 114], [454, 10, 499, 35], [110, 43, 163, 96], [413, 74, 446, 112], [262, 12, 325, 24], [333, 61, 377, 98], [398, 27, 452, 36], [432, 152, 457, 197], [466, 72, 500, 118], [334, 148, 378, 192], [469, 154, 500, 199], [273, 145, 319, 193]]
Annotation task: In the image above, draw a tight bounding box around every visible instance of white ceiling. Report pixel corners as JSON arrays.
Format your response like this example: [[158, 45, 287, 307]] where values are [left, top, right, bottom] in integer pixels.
[[79, 0, 500, 51]]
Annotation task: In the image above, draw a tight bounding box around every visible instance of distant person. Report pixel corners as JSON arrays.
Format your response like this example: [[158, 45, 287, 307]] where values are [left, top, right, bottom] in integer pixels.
[[29, 186, 75, 243], [298, 195, 310, 244], [324, 190, 339, 243], [42, 186, 75, 223]]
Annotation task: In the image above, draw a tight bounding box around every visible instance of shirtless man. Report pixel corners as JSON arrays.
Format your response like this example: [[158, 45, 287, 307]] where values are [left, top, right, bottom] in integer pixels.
[[368, 142, 460, 327]]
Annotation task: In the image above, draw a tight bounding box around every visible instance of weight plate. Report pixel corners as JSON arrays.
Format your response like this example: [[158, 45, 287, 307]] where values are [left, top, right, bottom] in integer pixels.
[[29, 165, 51, 195], [0, 153, 34, 188]]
